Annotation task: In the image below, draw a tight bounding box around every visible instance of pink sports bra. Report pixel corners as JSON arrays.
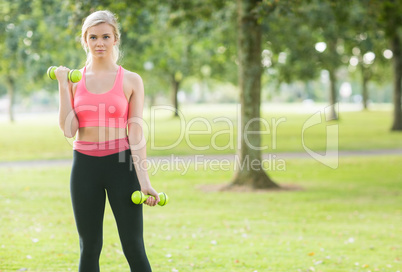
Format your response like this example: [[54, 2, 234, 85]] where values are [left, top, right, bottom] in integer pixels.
[[73, 66, 128, 128]]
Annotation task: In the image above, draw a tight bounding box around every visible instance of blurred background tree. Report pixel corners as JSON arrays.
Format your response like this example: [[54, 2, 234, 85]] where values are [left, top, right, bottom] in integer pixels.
[[363, 0, 402, 130], [0, 0, 400, 127]]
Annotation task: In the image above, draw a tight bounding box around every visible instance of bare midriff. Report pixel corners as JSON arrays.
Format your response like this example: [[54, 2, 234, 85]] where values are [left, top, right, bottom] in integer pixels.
[[77, 126, 127, 142]]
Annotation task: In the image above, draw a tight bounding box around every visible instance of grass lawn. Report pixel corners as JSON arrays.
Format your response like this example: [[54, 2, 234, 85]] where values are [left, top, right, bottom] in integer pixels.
[[1, 103, 402, 162], [0, 155, 401, 271]]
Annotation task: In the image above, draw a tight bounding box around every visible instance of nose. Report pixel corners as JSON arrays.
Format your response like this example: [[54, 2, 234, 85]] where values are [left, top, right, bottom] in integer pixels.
[[95, 39, 104, 47]]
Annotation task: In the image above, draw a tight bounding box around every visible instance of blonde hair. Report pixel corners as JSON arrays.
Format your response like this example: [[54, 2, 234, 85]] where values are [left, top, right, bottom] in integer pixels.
[[81, 10, 121, 66]]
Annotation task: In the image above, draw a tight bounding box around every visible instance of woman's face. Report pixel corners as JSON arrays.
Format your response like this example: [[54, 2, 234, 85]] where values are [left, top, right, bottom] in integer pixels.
[[85, 23, 116, 61]]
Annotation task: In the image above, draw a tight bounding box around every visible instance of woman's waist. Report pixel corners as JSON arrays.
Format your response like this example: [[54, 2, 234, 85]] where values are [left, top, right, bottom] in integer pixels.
[[77, 126, 127, 142], [73, 136, 129, 151]]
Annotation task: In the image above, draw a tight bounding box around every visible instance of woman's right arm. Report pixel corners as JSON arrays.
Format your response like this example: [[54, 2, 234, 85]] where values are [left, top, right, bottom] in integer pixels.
[[55, 67, 79, 138]]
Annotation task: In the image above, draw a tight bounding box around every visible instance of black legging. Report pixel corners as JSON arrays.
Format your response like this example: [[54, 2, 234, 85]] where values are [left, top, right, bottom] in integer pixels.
[[70, 149, 152, 272]]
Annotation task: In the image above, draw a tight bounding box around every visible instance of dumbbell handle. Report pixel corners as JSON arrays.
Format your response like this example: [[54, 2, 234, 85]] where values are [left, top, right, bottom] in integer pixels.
[[131, 191, 169, 206], [47, 66, 82, 83]]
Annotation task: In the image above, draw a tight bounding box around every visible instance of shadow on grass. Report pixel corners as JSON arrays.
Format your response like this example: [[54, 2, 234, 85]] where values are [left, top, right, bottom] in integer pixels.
[[197, 183, 304, 193]]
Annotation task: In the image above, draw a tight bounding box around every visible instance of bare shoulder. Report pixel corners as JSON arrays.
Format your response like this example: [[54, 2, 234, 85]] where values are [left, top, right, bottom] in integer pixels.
[[122, 68, 144, 102], [123, 68, 143, 87]]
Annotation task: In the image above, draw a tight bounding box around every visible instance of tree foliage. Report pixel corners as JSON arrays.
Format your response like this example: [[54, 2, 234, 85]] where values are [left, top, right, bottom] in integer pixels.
[[0, 0, 400, 126]]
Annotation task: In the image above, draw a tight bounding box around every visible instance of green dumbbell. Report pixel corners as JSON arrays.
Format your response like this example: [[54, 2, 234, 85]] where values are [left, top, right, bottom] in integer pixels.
[[47, 66, 82, 83], [131, 190, 169, 206]]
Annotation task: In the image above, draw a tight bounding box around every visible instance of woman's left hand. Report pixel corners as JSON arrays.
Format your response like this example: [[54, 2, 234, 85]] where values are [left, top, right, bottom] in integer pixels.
[[141, 186, 160, 206]]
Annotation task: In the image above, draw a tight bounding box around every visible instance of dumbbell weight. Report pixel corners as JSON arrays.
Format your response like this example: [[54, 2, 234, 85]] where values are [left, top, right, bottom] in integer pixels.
[[47, 66, 82, 83], [131, 191, 169, 206]]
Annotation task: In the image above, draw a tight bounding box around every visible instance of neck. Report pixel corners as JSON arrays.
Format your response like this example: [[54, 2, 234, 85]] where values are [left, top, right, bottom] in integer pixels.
[[87, 57, 118, 73]]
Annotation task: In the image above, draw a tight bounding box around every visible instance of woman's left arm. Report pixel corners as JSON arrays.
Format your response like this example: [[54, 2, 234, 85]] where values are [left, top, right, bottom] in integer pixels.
[[126, 71, 160, 206]]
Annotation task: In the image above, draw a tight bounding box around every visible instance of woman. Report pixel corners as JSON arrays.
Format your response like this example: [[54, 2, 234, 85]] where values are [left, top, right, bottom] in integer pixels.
[[54, 10, 158, 272]]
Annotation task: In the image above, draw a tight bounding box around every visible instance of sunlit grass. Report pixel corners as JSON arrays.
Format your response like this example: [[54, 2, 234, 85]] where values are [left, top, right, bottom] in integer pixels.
[[0, 155, 401, 271]]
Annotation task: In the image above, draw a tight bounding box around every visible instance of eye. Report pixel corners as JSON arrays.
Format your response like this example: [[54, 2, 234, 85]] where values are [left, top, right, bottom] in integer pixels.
[[89, 36, 96, 40], [104, 36, 110, 39]]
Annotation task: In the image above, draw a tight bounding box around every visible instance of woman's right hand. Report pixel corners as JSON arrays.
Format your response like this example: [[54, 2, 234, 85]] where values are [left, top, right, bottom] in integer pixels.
[[141, 186, 160, 207], [54, 66, 70, 87]]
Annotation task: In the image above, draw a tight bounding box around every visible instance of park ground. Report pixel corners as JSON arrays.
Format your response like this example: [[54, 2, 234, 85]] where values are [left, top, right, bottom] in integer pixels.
[[0, 103, 401, 272]]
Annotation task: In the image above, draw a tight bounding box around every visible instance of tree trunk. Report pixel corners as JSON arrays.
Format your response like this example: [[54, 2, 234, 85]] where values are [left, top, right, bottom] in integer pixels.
[[171, 75, 180, 117], [6, 75, 15, 123], [361, 66, 370, 110], [231, 0, 279, 189], [149, 94, 156, 108], [328, 69, 338, 120], [391, 33, 402, 131]]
